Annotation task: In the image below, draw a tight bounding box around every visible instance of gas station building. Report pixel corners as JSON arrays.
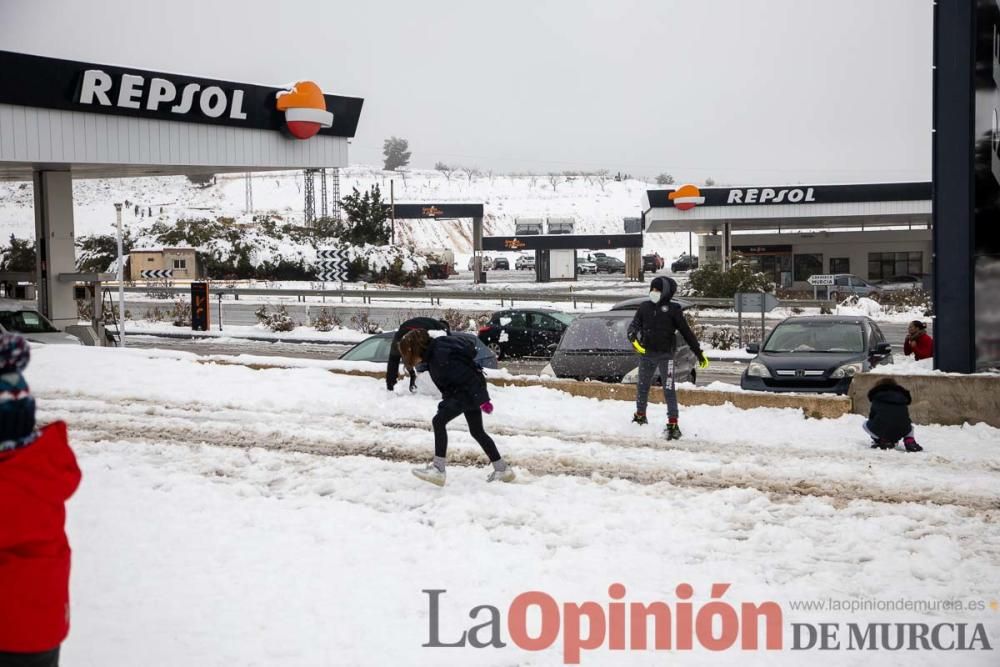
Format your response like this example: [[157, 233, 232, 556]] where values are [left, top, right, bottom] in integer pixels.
[[0, 49, 362, 331]]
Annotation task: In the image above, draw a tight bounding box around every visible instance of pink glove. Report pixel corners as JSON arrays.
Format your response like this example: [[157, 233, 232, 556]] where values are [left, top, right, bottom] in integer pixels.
[[480, 401, 494, 415]]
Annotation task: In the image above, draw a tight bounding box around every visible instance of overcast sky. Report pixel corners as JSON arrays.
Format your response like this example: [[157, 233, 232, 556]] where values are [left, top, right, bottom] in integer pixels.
[[0, 0, 932, 184]]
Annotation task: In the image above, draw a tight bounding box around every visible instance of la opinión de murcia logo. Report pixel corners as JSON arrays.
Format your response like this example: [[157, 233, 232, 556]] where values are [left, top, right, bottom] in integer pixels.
[[422, 584, 994, 664]]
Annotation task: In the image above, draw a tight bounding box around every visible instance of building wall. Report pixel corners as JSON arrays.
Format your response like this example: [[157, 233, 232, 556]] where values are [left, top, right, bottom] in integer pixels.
[[129, 249, 199, 281], [698, 229, 933, 287]]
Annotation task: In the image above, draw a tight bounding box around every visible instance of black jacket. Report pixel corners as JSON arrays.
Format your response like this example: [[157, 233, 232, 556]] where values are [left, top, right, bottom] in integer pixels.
[[627, 277, 702, 357], [386, 317, 450, 389], [866, 383, 913, 442], [426, 335, 490, 409]]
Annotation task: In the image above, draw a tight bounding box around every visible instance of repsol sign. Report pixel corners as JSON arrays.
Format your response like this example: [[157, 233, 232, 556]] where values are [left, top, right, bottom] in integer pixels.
[[726, 187, 816, 204], [647, 182, 931, 209], [0, 49, 363, 138]]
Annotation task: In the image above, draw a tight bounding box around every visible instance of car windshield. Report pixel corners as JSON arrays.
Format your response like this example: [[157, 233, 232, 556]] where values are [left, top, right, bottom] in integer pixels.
[[0, 310, 59, 334], [549, 312, 576, 326], [763, 322, 865, 353], [341, 336, 392, 362], [560, 317, 631, 351]]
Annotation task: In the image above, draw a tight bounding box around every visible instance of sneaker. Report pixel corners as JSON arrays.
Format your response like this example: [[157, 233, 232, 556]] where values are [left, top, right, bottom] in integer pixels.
[[870, 438, 895, 450], [903, 438, 923, 453], [632, 412, 648, 425], [412, 463, 446, 487], [664, 423, 682, 441], [487, 466, 516, 483]]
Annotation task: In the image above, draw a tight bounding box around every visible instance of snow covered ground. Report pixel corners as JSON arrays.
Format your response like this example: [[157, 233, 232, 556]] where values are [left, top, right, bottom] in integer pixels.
[[25, 345, 1000, 665]]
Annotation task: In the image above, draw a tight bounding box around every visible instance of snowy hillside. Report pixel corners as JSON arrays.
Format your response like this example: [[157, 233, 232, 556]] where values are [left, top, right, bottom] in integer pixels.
[[0, 167, 692, 264]]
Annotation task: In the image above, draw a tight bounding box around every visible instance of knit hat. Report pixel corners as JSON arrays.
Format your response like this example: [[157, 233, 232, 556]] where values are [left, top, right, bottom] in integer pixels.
[[0, 334, 37, 452]]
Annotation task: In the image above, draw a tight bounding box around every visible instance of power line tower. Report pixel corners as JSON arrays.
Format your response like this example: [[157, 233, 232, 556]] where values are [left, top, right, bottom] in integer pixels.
[[320, 168, 328, 218], [329, 167, 341, 220], [303, 169, 316, 225], [244, 173, 253, 216]]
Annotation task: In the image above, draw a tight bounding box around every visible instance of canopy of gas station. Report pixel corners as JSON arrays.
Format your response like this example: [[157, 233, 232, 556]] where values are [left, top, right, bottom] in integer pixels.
[[0, 49, 363, 329]]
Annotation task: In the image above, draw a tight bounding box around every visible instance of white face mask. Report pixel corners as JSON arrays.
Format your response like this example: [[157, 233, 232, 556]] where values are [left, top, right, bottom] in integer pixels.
[[649, 291, 661, 302]]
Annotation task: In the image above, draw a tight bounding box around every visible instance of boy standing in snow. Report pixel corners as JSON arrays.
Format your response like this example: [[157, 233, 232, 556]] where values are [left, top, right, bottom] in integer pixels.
[[864, 377, 922, 452], [398, 329, 514, 486], [386, 317, 450, 392], [0, 335, 81, 667], [627, 276, 709, 440]]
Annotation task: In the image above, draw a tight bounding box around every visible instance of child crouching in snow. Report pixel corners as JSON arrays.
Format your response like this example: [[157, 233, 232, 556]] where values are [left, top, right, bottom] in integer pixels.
[[864, 378, 922, 452], [398, 329, 514, 486], [0, 334, 81, 667]]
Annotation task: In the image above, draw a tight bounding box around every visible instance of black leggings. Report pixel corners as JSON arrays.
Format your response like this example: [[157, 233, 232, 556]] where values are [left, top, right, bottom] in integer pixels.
[[0, 647, 60, 667], [433, 399, 501, 462]]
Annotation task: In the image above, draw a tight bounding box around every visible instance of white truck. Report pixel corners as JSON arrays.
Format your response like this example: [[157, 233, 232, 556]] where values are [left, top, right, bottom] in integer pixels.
[[422, 248, 456, 279]]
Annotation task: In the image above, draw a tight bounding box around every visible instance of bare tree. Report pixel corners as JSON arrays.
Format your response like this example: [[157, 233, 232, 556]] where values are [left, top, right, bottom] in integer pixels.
[[595, 169, 610, 192], [464, 166, 481, 185], [547, 172, 563, 191], [435, 162, 460, 183]]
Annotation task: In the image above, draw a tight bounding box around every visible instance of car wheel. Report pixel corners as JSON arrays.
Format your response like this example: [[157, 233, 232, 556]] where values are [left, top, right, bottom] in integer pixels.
[[487, 342, 504, 360]]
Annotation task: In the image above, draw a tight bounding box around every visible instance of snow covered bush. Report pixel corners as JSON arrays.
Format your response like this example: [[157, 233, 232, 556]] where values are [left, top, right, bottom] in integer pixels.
[[350, 310, 383, 334], [171, 298, 191, 327], [686, 261, 773, 298], [311, 308, 341, 332], [254, 305, 296, 332]]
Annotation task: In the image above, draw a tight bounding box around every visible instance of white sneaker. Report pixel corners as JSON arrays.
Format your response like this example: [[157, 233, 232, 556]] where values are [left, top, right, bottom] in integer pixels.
[[412, 463, 446, 487], [486, 466, 516, 483]]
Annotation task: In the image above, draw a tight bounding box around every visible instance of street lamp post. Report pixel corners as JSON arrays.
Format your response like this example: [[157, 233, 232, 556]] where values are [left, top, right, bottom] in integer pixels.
[[114, 203, 126, 348]]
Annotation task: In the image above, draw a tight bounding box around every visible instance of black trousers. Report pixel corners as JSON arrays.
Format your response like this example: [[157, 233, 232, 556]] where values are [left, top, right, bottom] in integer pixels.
[[433, 399, 501, 462], [0, 647, 60, 667]]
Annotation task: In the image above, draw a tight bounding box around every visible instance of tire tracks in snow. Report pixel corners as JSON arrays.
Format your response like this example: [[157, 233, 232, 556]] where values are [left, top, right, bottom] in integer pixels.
[[39, 392, 1000, 513]]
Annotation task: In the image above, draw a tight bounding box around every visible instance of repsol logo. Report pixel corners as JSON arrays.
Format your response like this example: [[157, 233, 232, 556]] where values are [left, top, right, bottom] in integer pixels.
[[77, 69, 248, 121], [727, 187, 817, 205]]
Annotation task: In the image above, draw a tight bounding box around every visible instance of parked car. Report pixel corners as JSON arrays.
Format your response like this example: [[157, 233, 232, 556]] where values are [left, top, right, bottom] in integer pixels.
[[339, 331, 497, 369], [0, 303, 83, 345], [467, 255, 493, 271], [478, 309, 575, 360], [827, 274, 881, 300], [546, 309, 698, 383], [596, 256, 626, 274], [577, 261, 598, 275], [874, 274, 925, 292], [740, 315, 892, 394], [642, 253, 663, 272], [670, 254, 699, 272], [492, 257, 510, 271], [515, 255, 536, 271]]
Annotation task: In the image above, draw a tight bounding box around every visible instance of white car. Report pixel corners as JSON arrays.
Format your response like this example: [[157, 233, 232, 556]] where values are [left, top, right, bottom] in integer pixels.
[[0, 304, 83, 345], [515, 255, 536, 271], [577, 261, 598, 275]]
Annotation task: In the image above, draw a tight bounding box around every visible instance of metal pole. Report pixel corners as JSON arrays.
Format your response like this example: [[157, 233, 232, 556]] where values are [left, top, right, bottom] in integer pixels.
[[390, 179, 395, 245], [114, 203, 126, 348], [760, 290, 765, 344], [737, 294, 743, 347], [218, 293, 223, 332]]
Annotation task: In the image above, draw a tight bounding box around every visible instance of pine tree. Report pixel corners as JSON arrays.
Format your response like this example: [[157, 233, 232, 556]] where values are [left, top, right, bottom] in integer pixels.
[[382, 137, 411, 171], [337, 185, 390, 245]]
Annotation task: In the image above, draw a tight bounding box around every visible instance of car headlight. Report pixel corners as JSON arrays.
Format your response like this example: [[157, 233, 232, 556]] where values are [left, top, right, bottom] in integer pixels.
[[830, 362, 863, 379], [747, 361, 771, 378]]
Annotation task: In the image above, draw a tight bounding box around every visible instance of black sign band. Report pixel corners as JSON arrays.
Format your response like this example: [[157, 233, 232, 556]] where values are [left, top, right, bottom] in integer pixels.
[[647, 182, 931, 209], [0, 50, 363, 138], [482, 234, 642, 251], [390, 203, 484, 219]]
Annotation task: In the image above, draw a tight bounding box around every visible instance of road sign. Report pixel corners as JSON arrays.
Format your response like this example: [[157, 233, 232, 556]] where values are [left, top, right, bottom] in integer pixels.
[[735, 292, 779, 313], [807, 274, 835, 286], [316, 247, 350, 281], [190, 282, 210, 331], [140, 269, 173, 279]]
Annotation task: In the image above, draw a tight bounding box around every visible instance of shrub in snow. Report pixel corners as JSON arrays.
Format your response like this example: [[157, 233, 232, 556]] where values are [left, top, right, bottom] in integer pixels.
[[350, 310, 383, 334], [311, 308, 341, 332], [254, 305, 296, 332], [686, 261, 773, 298], [171, 298, 191, 327]]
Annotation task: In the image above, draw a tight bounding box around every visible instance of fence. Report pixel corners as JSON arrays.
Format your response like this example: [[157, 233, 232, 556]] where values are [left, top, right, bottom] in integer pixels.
[[118, 285, 834, 310]]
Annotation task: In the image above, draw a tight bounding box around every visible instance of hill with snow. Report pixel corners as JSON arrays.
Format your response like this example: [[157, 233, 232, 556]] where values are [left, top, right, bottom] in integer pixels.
[[0, 167, 692, 265]]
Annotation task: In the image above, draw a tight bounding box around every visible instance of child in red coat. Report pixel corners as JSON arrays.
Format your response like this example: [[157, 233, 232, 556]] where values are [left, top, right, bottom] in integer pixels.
[[0, 335, 81, 667]]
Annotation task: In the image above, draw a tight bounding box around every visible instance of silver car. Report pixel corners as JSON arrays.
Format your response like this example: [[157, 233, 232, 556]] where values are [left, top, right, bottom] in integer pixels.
[[828, 274, 881, 300], [0, 304, 83, 345]]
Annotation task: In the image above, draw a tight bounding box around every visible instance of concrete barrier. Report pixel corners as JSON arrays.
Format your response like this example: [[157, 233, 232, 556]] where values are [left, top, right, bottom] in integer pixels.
[[850, 373, 1000, 427], [204, 360, 852, 419]]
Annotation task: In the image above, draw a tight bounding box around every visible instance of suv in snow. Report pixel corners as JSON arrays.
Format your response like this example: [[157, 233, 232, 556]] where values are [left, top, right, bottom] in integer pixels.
[[515, 255, 536, 271]]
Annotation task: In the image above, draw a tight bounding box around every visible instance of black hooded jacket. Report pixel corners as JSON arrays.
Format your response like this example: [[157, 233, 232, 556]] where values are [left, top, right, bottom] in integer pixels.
[[426, 335, 490, 410], [628, 277, 703, 357], [386, 317, 450, 389], [866, 383, 913, 442]]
